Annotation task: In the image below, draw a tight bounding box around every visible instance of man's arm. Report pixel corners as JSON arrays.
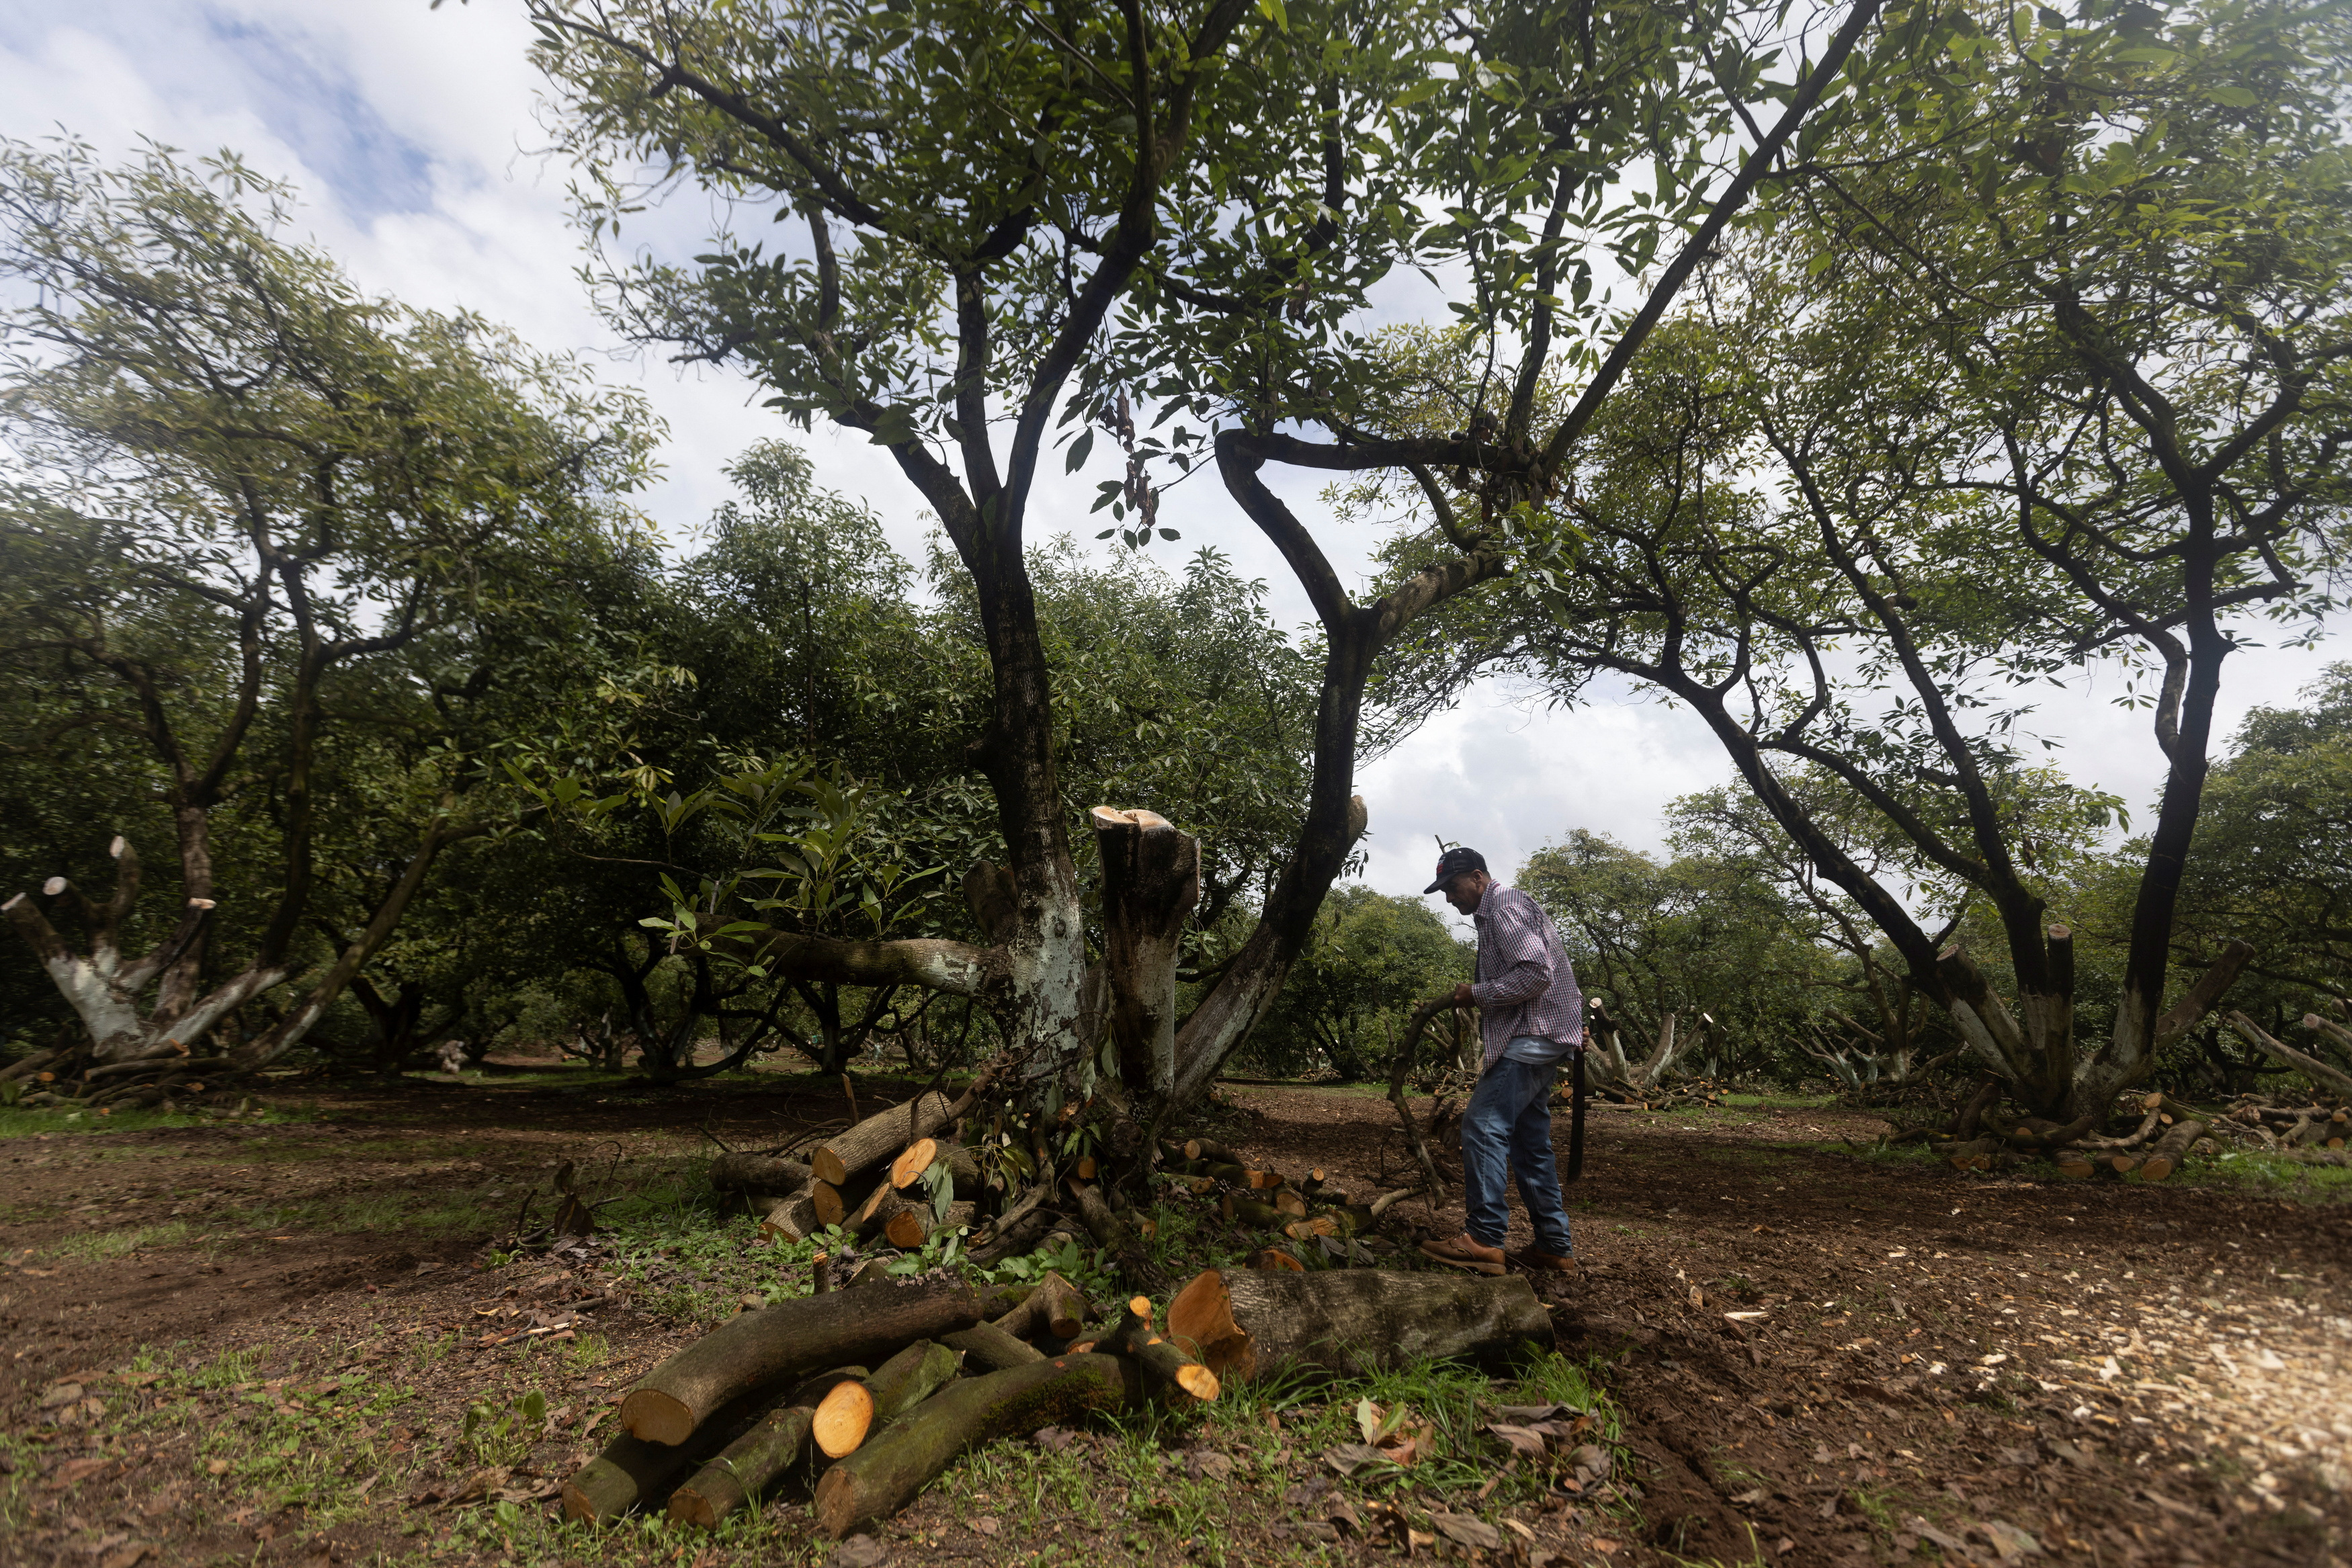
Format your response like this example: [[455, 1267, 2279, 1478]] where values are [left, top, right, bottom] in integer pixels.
[[1468, 903, 1554, 1009]]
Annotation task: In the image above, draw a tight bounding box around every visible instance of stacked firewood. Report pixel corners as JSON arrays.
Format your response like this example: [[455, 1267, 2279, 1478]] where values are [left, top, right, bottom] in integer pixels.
[[562, 1263, 1551, 1537]]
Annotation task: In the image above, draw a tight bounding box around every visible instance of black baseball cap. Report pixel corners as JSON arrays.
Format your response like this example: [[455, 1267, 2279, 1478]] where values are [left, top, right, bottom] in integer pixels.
[[1424, 846, 1488, 894]]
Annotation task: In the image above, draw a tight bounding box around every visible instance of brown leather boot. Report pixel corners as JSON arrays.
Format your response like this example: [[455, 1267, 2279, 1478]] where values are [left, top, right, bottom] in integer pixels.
[[1417, 1233, 1506, 1275], [1505, 1246, 1580, 1276]]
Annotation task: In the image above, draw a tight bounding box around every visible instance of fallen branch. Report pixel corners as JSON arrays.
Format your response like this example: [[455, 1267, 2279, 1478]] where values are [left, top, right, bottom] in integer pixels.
[[620, 1276, 984, 1446], [2223, 1012, 2352, 1100], [814, 1354, 1140, 1538], [1165, 1266, 1550, 1381]]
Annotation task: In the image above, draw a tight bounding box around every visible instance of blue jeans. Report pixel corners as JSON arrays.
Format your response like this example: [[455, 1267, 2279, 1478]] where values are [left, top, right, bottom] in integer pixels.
[[1461, 1049, 1575, 1256]]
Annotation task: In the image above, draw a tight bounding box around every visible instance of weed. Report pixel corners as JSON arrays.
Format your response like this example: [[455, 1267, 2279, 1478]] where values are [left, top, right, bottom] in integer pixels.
[[41, 1221, 195, 1261], [460, 1388, 550, 1467]]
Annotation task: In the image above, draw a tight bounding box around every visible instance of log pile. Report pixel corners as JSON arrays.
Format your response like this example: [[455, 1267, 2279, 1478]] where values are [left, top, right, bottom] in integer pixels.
[[564, 1264, 1548, 1537]]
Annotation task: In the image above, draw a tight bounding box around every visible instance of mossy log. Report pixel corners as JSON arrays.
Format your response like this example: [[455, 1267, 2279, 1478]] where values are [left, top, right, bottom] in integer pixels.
[[665, 1368, 866, 1528], [812, 1339, 964, 1458], [1166, 1267, 1551, 1381], [814, 1354, 1140, 1538], [620, 1276, 984, 1446]]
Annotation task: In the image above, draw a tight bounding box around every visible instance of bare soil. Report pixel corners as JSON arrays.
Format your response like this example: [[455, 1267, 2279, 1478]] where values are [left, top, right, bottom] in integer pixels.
[[0, 1069, 2344, 1568]]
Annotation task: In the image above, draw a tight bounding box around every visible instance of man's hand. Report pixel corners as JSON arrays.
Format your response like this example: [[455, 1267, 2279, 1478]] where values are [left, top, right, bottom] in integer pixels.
[[1452, 982, 1476, 1008]]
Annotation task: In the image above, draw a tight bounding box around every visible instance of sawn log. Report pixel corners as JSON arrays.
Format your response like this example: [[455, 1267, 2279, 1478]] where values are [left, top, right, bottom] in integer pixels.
[[811, 1092, 954, 1186], [814, 1354, 1140, 1538], [1165, 1266, 1551, 1381], [620, 1276, 984, 1446]]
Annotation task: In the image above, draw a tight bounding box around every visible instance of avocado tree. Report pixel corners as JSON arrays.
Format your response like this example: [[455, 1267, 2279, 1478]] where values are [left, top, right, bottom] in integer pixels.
[[0, 140, 656, 1076], [1427, 0, 2352, 1129], [511, 0, 1883, 1132]]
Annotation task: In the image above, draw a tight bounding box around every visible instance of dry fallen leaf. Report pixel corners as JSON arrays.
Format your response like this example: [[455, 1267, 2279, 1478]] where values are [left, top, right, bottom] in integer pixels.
[[1980, 1519, 2044, 1560], [1322, 1442, 1388, 1477], [1433, 1512, 1503, 1551], [1485, 1424, 1550, 1460]]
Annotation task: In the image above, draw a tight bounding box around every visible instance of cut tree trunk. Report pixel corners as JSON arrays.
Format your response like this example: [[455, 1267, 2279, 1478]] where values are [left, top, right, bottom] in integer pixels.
[[941, 1322, 1044, 1372], [1091, 807, 1201, 1098], [812, 1170, 886, 1231], [888, 1138, 982, 1195], [665, 1367, 866, 1528], [2135, 1119, 2209, 1184], [991, 1270, 1090, 1343], [884, 1201, 976, 1250], [564, 1432, 702, 1522], [1100, 1294, 1218, 1404], [812, 1339, 963, 1459], [620, 1277, 984, 1446], [564, 1383, 786, 1522], [814, 1353, 1141, 1538], [1165, 1267, 1552, 1381], [968, 1188, 1056, 1266], [812, 1092, 954, 1186], [709, 1153, 814, 1194], [761, 1192, 821, 1244], [1073, 1182, 1160, 1287]]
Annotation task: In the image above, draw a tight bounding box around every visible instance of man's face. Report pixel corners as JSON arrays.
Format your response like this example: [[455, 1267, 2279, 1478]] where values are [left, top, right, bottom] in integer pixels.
[[1441, 869, 1488, 914]]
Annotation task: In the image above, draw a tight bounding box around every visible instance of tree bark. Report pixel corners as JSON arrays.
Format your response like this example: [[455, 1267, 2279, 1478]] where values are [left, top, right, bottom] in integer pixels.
[[711, 1154, 814, 1195], [814, 1354, 1141, 1538], [812, 1339, 962, 1458], [991, 1270, 1091, 1343], [812, 1092, 954, 1186], [940, 1322, 1045, 1372], [664, 1368, 866, 1528], [760, 1192, 821, 1244], [620, 1276, 984, 1446], [1165, 1267, 1551, 1381], [1091, 807, 1200, 1098]]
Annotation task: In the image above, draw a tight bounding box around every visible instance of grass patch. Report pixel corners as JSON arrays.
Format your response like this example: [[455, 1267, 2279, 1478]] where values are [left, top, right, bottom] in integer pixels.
[[0, 1102, 310, 1139], [41, 1221, 198, 1261], [2167, 1148, 2352, 1204]]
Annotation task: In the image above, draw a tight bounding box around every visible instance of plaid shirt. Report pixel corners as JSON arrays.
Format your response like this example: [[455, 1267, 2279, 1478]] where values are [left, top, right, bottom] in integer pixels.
[[1469, 883, 1583, 1070]]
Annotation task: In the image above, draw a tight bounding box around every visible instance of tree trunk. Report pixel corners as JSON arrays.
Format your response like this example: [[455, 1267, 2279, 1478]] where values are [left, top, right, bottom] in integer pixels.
[[710, 1154, 814, 1195], [812, 1092, 954, 1186], [990, 1270, 1091, 1342], [563, 1381, 788, 1522], [812, 1340, 963, 1458], [1091, 807, 1201, 1099], [939, 1322, 1044, 1371], [814, 1354, 1141, 1538], [664, 1368, 866, 1528], [888, 1139, 981, 1196], [620, 1277, 985, 1446], [1165, 1267, 1551, 1381]]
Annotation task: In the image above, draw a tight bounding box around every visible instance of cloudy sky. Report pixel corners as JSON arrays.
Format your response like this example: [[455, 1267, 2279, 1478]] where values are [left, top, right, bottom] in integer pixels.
[[3, 0, 2337, 923]]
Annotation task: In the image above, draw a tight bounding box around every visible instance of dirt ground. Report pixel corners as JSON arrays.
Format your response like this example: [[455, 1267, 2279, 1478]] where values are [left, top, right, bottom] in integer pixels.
[[0, 1066, 2345, 1568]]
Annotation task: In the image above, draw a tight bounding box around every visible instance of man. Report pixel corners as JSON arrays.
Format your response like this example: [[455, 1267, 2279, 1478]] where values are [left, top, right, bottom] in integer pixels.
[[1418, 846, 1583, 1277]]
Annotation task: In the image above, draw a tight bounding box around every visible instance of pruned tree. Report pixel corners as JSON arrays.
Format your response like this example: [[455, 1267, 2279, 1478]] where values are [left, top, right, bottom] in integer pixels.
[[508, 0, 1885, 1135]]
